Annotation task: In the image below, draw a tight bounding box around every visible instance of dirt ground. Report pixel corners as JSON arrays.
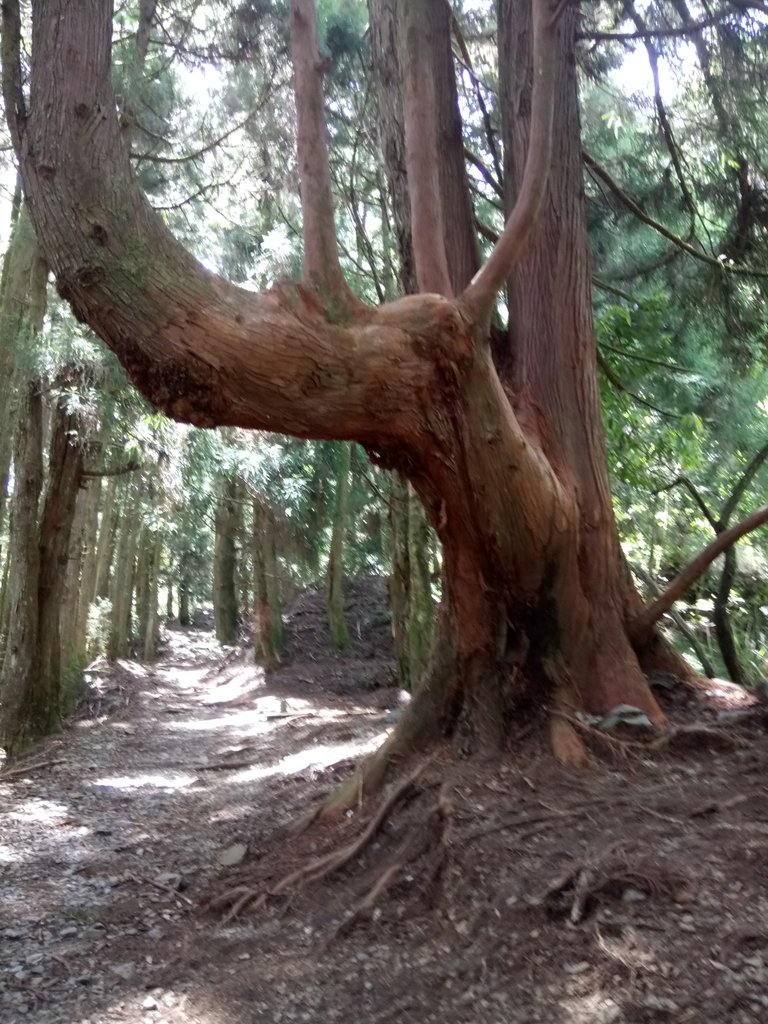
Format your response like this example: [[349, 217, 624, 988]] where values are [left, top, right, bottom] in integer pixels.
[[2, 577, 768, 1023]]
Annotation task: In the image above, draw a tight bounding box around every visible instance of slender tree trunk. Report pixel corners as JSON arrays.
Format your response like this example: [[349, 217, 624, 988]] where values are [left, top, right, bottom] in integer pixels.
[[108, 482, 142, 659], [252, 495, 284, 665], [135, 525, 151, 648], [213, 475, 240, 645], [93, 475, 119, 600], [178, 556, 191, 627], [143, 528, 163, 661], [327, 442, 351, 650], [73, 480, 101, 665], [389, 475, 410, 686], [389, 476, 434, 689], [61, 476, 100, 692]]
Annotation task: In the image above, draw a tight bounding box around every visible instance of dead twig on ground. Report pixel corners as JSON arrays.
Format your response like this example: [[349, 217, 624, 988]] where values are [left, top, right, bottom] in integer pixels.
[[0, 758, 63, 780], [127, 871, 194, 906]]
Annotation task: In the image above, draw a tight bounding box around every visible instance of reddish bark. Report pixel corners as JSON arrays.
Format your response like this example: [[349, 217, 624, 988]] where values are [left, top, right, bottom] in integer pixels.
[[6, 0, 712, 778]]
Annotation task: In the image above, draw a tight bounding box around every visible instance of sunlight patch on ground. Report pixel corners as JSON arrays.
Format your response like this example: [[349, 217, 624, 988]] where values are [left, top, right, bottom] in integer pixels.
[[0, 843, 21, 863], [166, 707, 275, 734], [232, 730, 388, 784], [198, 665, 267, 704], [7, 797, 69, 825], [155, 664, 210, 690], [168, 695, 316, 733], [558, 991, 622, 1022], [91, 771, 199, 792]]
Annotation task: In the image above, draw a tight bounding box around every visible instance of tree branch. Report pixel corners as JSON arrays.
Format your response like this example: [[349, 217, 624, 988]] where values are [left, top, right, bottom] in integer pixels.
[[10, 0, 449, 444], [580, 6, 736, 42], [290, 0, 356, 309], [623, 0, 697, 225], [631, 503, 768, 641], [653, 475, 718, 530], [720, 441, 768, 526], [599, 341, 690, 374], [81, 460, 143, 480], [451, 11, 503, 188], [584, 153, 768, 280], [461, 0, 557, 320], [630, 562, 716, 678], [597, 351, 681, 418]]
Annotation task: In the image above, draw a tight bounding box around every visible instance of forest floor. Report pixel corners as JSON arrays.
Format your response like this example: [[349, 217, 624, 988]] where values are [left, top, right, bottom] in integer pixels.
[[2, 577, 768, 1024]]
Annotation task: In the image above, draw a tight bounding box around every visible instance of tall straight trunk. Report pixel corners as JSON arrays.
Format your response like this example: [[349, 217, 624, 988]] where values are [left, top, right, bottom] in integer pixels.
[[389, 476, 434, 689], [0, 545, 12, 664], [93, 474, 119, 600], [61, 476, 100, 687], [72, 479, 102, 666], [406, 482, 434, 682], [178, 555, 191, 627], [38, 393, 86, 714], [389, 476, 410, 686], [368, 0, 478, 295], [143, 527, 163, 661], [213, 475, 240, 645], [252, 495, 284, 665], [135, 525, 151, 648], [108, 481, 142, 659], [327, 442, 351, 651], [0, 383, 46, 754], [0, 384, 85, 755]]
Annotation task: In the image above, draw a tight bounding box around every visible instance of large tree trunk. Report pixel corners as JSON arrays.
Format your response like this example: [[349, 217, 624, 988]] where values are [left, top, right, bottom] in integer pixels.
[[12, 0, 696, 780]]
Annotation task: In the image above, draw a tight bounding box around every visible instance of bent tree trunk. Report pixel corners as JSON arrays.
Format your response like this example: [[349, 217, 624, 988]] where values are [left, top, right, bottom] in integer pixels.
[[13, 0, 701, 777]]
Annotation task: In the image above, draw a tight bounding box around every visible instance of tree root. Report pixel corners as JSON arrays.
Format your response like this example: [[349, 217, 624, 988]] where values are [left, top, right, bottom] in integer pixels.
[[208, 756, 434, 923], [332, 780, 455, 940], [549, 713, 592, 767], [648, 723, 742, 753], [532, 849, 692, 924]]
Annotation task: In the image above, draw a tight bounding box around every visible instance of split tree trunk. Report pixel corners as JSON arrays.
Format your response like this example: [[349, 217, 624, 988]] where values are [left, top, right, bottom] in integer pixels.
[[11, 0, 705, 778]]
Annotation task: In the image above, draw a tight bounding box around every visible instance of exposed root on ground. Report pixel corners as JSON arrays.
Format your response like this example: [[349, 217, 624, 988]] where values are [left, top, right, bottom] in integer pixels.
[[552, 709, 745, 760], [333, 780, 456, 940], [533, 848, 693, 924], [207, 756, 435, 923]]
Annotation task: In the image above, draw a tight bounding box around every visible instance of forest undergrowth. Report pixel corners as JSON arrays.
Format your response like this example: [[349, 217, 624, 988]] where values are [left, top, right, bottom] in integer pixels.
[[2, 580, 768, 1024]]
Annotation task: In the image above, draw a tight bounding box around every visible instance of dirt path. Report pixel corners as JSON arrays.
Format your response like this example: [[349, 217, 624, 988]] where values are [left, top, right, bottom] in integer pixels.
[[0, 623, 396, 1024], [3, 607, 768, 1023]]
